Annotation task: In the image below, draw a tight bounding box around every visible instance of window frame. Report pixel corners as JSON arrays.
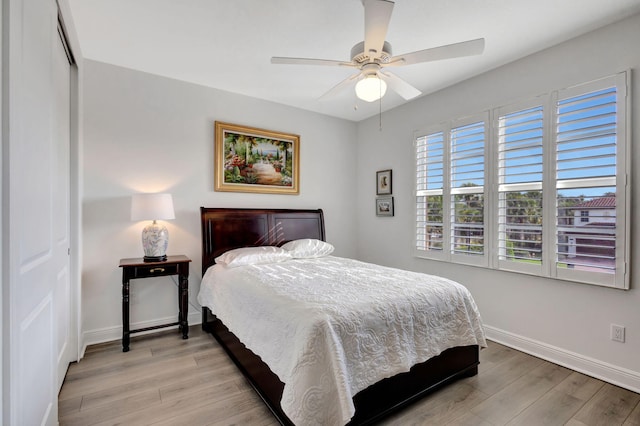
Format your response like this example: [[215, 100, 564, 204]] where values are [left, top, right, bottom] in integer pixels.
[[414, 113, 490, 267], [493, 97, 549, 276], [449, 114, 489, 267], [415, 125, 449, 262], [414, 72, 630, 289], [580, 211, 589, 223], [550, 73, 629, 289]]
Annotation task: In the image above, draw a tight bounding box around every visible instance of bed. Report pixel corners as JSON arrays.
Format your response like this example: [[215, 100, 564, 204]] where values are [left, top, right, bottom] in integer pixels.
[[199, 207, 485, 425]]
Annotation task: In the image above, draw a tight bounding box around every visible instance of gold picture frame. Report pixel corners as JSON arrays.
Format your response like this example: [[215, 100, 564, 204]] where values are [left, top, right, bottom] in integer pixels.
[[214, 121, 300, 194]]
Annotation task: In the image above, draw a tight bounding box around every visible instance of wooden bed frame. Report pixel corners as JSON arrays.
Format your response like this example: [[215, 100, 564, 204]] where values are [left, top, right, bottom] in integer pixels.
[[200, 207, 479, 425]]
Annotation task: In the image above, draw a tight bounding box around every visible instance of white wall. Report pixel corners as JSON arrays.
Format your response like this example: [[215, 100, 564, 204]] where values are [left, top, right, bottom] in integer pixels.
[[81, 61, 357, 348], [356, 13, 640, 391]]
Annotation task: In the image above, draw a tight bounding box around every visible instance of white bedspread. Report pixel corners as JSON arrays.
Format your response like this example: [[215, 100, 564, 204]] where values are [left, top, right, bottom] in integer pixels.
[[198, 256, 486, 426]]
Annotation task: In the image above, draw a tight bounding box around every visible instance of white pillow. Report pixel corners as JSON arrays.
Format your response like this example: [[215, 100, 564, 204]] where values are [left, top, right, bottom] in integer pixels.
[[215, 246, 291, 268], [281, 239, 334, 258]]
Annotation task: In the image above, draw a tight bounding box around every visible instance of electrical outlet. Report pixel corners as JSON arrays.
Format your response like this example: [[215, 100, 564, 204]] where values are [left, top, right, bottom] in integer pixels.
[[611, 324, 625, 343]]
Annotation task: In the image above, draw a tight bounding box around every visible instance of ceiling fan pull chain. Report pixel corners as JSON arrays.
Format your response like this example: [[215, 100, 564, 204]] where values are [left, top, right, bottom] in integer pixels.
[[379, 90, 383, 131]]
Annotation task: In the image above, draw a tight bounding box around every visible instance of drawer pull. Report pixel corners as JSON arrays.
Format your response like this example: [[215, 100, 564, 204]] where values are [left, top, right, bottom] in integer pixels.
[[150, 268, 165, 273]]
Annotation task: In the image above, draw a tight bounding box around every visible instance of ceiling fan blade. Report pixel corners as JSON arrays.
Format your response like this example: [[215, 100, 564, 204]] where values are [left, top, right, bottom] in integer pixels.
[[271, 57, 356, 67], [387, 38, 485, 66], [379, 71, 421, 100], [363, 0, 394, 60], [318, 72, 362, 101]]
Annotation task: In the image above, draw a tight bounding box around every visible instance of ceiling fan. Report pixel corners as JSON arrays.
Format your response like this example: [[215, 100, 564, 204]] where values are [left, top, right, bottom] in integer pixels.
[[271, 0, 485, 103]]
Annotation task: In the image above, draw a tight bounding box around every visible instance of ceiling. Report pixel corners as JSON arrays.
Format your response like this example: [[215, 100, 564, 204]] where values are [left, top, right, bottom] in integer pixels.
[[67, 0, 640, 122]]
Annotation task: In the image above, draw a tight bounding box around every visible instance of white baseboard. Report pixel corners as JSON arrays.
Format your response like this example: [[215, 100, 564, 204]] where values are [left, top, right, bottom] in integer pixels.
[[484, 325, 640, 394], [80, 311, 202, 359]]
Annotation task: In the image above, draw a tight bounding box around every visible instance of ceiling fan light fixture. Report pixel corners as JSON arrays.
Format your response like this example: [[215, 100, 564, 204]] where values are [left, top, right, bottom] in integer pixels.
[[355, 75, 387, 102]]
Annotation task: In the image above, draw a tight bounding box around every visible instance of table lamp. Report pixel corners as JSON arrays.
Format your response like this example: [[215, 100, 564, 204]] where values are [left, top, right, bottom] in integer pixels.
[[131, 193, 175, 262]]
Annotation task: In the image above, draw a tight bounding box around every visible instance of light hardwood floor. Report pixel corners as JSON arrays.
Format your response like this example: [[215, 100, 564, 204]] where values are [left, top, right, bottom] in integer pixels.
[[59, 326, 640, 425]]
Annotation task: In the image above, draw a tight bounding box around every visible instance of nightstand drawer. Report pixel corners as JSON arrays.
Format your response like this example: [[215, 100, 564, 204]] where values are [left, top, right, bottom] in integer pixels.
[[133, 263, 178, 278]]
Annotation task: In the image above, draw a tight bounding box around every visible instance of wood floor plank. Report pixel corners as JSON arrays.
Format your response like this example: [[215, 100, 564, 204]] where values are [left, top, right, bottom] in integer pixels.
[[471, 361, 572, 424], [573, 383, 640, 426], [77, 363, 211, 410], [445, 412, 494, 426], [151, 390, 272, 426], [478, 341, 520, 372], [210, 405, 280, 426], [506, 389, 584, 426], [67, 347, 154, 375], [59, 389, 161, 426], [65, 346, 207, 383], [193, 349, 237, 368], [90, 380, 245, 426], [158, 366, 239, 401], [379, 381, 490, 425], [506, 372, 605, 426], [59, 354, 198, 400], [466, 350, 545, 396], [149, 338, 217, 358], [624, 400, 640, 425], [553, 371, 605, 401], [564, 419, 589, 426], [58, 395, 82, 418]]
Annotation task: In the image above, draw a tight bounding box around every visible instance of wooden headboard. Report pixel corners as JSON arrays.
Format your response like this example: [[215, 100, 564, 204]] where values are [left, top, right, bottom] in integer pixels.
[[200, 207, 325, 276]]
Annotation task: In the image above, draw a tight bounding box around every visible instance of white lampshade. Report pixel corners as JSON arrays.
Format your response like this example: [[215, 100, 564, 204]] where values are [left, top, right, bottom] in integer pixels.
[[355, 75, 387, 102], [131, 193, 175, 221], [131, 193, 175, 262]]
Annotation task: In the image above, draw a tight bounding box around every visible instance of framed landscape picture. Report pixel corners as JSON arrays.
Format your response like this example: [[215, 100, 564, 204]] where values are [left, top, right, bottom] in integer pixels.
[[376, 169, 392, 195], [376, 196, 394, 217], [214, 121, 300, 194]]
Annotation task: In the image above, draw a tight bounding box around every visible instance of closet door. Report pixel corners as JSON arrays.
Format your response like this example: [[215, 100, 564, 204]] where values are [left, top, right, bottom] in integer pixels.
[[53, 20, 74, 392], [5, 0, 71, 423]]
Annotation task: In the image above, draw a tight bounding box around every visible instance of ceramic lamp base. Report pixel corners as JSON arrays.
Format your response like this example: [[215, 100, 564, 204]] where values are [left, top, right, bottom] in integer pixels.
[[141, 220, 169, 261]]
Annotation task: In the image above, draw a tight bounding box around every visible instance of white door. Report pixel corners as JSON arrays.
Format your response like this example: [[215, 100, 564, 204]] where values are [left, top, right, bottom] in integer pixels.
[[53, 21, 74, 391], [5, 0, 72, 423]]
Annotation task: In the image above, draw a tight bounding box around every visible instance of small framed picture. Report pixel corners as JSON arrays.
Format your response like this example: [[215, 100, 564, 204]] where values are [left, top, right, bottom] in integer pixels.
[[376, 197, 394, 217], [376, 169, 392, 195]]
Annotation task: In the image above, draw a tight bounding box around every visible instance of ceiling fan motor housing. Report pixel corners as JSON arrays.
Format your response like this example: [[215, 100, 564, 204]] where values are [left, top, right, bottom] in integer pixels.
[[351, 41, 393, 64]]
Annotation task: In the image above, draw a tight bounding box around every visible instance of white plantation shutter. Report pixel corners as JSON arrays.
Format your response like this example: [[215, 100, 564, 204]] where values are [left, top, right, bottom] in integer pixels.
[[554, 74, 628, 288], [415, 132, 445, 255], [413, 72, 628, 288], [497, 105, 544, 273], [450, 121, 485, 259]]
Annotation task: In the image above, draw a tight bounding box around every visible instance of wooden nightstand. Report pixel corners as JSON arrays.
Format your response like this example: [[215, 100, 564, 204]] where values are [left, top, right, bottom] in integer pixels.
[[118, 255, 192, 352]]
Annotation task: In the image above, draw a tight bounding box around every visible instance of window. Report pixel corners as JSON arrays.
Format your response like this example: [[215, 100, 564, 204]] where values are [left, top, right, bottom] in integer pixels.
[[450, 121, 485, 258], [415, 115, 488, 266], [496, 104, 544, 275], [415, 72, 629, 289], [580, 211, 589, 223], [553, 76, 628, 288], [415, 132, 445, 254]]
